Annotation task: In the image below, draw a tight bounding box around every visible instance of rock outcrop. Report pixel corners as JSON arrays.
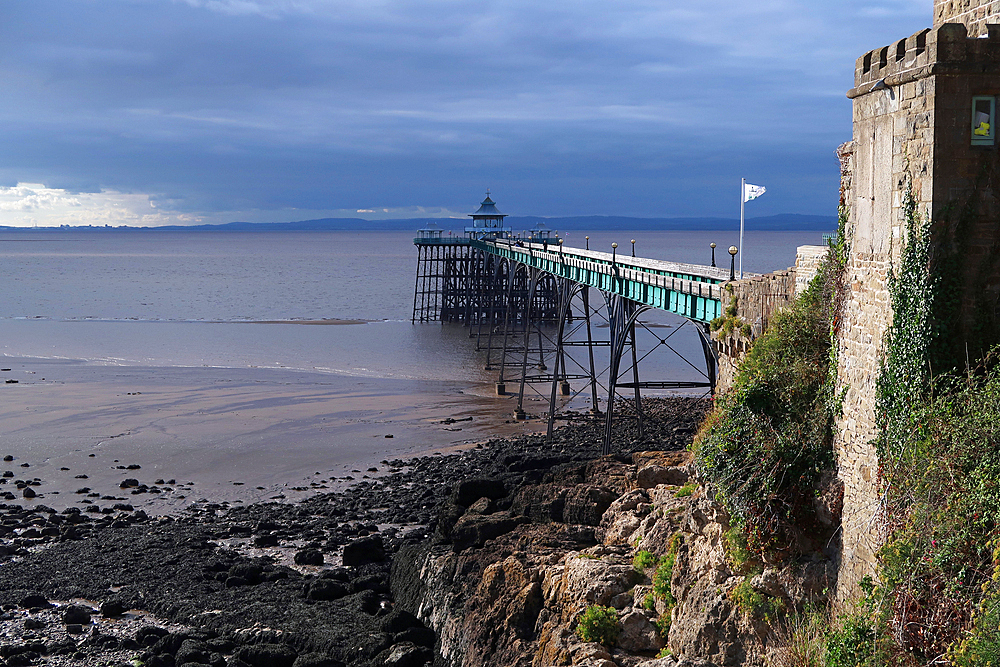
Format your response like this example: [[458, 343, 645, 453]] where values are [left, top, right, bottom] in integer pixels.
[[394, 450, 838, 667]]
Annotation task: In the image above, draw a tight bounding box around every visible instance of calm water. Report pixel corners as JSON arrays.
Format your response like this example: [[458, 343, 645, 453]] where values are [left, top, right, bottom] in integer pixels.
[[0, 229, 827, 385]]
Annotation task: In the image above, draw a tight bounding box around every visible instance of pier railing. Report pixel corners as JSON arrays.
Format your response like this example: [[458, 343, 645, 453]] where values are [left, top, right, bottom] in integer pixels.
[[474, 239, 738, 323]]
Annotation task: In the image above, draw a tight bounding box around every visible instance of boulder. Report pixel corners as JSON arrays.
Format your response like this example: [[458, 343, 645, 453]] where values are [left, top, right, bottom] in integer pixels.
[[563, 485, 615, 526], [294, 548, 324, 566], [61, 604, 92, 625], [451, 478, 506, 507], [449, 511, 525, 551], [234, 643, 297, 667], [617, 610, 664, 653], [100, 599, 126, 617], [18, 594, 51, 610], [511, 484, 567, 523], [136, 626, 170, 646], [637, 465, 690, 489], [342, 535, 386, 566]]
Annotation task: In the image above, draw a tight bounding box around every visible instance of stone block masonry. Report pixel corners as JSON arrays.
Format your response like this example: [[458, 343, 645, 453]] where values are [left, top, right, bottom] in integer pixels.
[[935, 0, 1000, 36]]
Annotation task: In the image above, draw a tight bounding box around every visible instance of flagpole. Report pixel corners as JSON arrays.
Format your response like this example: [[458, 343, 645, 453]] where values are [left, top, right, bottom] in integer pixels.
[[739, 178, 745, 279]]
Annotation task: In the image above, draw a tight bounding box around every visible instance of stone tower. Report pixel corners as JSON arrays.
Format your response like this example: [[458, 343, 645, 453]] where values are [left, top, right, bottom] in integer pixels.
[[836, 0, 1000, 597]]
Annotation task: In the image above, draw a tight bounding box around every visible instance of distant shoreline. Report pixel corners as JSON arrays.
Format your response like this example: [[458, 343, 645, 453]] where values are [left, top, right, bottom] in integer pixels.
[[0, 213, 838, 234]]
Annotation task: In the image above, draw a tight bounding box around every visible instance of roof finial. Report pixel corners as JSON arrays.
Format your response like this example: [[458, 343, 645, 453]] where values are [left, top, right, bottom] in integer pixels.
[[486, 188, 491, 198]]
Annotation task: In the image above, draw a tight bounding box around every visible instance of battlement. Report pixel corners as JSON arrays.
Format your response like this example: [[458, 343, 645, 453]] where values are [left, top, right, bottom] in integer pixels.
[[935, 0, 1000, 37], [852, 23, 1000, 95]]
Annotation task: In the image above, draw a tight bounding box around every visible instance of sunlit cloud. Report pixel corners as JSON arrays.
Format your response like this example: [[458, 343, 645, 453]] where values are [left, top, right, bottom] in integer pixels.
[[0, 183, 469, 227], [0, 183, 202, 227]]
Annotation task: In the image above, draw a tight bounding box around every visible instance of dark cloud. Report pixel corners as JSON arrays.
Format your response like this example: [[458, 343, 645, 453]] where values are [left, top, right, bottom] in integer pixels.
[[0, 0, 929, 224]]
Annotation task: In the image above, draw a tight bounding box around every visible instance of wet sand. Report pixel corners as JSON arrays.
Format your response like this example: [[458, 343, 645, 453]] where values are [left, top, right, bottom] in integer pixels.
[[0, 356, 551, 512]]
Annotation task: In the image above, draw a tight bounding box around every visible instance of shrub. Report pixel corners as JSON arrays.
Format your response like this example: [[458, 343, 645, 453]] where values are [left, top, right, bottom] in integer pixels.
[[651, 534, 681, 603], [723, 526, 754, 574], [728, 577, 785, 622], [576, 605, 619, 647], [673, 482, 696, 498], [823, 613, 882, 667], [633, 550, 658, 571], [694, 228, 845, 560], [875, 364, 1000, 661]]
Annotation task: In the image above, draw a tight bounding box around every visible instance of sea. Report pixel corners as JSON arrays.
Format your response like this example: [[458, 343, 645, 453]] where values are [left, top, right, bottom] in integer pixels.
[[0, 228, 828, 387]]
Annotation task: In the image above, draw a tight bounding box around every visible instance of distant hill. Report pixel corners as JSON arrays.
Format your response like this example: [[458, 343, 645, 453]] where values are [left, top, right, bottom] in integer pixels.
[[0, 213, 837, 233]]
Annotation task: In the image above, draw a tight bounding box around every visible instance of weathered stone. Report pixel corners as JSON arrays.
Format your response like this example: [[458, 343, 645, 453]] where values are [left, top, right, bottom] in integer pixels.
[[449, 512, 525, 551], [511, 484, 567, 523], [637, 465, 689, 489], [563, 485, 615, 526], [617, 610, 664, 653]]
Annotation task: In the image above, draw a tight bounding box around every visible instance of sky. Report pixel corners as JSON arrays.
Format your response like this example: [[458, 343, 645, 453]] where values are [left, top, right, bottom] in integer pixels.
[[0, 0, 930, 227]]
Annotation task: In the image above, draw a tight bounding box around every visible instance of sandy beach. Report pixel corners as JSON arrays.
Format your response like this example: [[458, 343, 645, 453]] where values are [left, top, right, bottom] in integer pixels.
[[0, 356, 550, 512]]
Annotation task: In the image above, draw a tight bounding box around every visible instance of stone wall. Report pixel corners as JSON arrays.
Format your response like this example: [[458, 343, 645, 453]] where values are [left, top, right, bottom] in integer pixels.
[[794, 245, 828, 296], [934, 0, 1000, 36], [712, 246, 826, 392]]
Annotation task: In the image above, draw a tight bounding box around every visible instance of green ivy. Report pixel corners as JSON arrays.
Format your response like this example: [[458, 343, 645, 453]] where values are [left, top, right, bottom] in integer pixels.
[[875, 184, 937, 462]]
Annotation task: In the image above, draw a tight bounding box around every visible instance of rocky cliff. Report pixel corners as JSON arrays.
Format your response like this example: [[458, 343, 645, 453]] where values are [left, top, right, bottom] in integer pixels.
[[393, 450, 838, 667]]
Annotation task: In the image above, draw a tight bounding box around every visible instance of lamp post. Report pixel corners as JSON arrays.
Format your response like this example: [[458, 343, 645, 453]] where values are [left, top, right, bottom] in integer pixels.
[[728, 245, 738, 281], [631, 239, 635, 257], [585, 236, 590, 250], [559, 238, 564, 257], [612, 242, 618, 263], [710, 242, 717, 267]]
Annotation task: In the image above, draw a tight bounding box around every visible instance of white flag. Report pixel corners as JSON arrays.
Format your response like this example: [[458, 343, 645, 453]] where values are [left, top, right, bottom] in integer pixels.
[[743, 183, 766, 202]]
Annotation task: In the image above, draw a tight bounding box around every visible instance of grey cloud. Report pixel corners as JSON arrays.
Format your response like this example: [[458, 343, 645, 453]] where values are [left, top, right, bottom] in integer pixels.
[[0, 0, 934, 221]]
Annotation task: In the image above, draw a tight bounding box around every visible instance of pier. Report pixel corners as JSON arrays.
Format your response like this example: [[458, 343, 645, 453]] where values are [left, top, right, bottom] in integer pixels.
[[412, 195, 748, 452]]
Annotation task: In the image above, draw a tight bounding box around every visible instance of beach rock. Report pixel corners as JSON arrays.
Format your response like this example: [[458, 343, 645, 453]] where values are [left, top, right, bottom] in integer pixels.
[[377, 609, 422, 634], [19, 594, 51, 609], [393, 626, 435, 648], [136, 627, 170, 647], [174, 638, 212, 665], [233, 643, 297, 667], [294, 548, 324, 566], [292, 654, 346, 667], [120, 478, 139, 489], [253, 533, 279, 547], [377, 642, 432, 667], [100, 599, 126, 617], [305, 579, 348, 601], [342, 535, 386, 566], [21, 487, 35, 499], [451, 478, 505, 507]]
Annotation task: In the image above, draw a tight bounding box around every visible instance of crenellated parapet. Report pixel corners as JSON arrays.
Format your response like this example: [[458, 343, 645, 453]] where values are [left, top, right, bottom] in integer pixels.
[[849, 23, 1000, 99]]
